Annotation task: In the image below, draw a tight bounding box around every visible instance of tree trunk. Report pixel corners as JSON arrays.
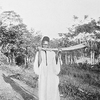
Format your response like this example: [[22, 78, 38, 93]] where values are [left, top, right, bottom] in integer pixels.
[[65, 52, 69, 65], [68, 54, 70, 65], [12, 53, 15, 65], [90, 51, 95, 65]]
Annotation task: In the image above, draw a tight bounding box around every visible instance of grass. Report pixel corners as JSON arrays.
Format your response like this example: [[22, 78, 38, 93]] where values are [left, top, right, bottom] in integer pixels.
[[1, 61, 100, 100], [59, 63, 100, 100]]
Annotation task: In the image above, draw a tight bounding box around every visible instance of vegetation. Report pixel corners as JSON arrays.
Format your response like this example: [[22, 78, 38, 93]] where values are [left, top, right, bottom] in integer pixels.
[[0, 11, 100, 100], [0, 11, 42, 68]]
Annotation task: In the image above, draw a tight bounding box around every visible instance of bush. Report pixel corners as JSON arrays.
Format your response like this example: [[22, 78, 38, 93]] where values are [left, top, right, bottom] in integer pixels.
[[0, 53, 8, 65]]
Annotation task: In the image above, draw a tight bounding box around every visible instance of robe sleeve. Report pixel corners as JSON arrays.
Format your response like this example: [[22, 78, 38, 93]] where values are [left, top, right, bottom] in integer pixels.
[[33, 52, 40, 75], [53, 52, 61, 75]]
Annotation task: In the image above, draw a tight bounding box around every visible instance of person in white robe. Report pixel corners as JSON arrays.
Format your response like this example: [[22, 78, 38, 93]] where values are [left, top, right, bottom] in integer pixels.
[[33, 36, 61, 100]]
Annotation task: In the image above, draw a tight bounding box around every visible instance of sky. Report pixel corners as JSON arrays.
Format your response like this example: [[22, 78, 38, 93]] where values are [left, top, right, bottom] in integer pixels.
[[0, 0, 100, 39]]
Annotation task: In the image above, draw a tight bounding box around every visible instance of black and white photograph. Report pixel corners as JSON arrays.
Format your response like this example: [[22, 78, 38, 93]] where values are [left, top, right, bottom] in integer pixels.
[[0, 0, 100, 100]]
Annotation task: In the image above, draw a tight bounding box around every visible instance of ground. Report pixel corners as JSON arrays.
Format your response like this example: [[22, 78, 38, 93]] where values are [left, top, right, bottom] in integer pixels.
[[0, 63, 100, 100]]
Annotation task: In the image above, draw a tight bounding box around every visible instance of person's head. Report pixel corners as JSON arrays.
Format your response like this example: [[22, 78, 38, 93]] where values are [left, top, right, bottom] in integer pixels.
[[41, 36, 50, 48]]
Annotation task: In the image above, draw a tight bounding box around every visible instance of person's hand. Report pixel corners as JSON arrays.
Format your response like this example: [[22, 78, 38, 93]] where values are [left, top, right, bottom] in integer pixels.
[[58, 48, 62, 53], [55, 48, 61, 60], [57, 48, 62, 56]]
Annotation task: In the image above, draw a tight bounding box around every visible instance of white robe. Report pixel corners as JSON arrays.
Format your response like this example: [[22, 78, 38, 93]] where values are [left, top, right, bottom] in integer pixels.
[[34, 50, 60, 100]]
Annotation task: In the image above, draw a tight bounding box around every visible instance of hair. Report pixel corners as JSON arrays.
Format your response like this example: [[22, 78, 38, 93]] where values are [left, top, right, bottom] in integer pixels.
[[41, 36, 50, 44]]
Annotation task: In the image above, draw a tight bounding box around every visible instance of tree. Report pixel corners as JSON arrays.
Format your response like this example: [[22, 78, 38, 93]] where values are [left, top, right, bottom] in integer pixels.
[[58, 16, 100, 65], [0, 11, 43, 68], [18, 31, 42, 67], [73, 17, 100, 64], [0, 11, 29, 65]]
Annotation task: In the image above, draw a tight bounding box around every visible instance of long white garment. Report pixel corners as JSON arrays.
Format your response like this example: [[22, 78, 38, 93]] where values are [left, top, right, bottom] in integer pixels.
[[34, 50, 60, 100]]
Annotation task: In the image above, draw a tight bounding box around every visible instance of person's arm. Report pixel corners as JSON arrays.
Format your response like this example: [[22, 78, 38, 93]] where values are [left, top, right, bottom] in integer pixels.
[[33, 52, 40, 75], [53, 52, 61, 75]]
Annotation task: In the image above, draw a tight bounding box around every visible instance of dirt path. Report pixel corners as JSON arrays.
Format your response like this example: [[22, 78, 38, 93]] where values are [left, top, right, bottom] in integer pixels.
[[0, 70, 24, 100], [0, 68, 38, 100]]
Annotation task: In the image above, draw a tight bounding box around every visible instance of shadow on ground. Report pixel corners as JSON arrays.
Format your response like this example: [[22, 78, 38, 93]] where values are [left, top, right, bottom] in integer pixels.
[[2, 74, 38, 100]]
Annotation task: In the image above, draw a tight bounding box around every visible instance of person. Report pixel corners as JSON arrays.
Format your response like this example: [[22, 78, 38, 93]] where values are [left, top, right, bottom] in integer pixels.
[[33, 36, 61, 100]]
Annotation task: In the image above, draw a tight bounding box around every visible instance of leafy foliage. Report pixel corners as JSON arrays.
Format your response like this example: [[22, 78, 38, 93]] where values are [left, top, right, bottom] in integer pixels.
[[0, 11, 42, 67]]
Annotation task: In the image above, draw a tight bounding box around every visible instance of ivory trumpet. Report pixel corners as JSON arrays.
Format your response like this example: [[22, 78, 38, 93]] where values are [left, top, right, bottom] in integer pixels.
[[41, 43, 86, 52]]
